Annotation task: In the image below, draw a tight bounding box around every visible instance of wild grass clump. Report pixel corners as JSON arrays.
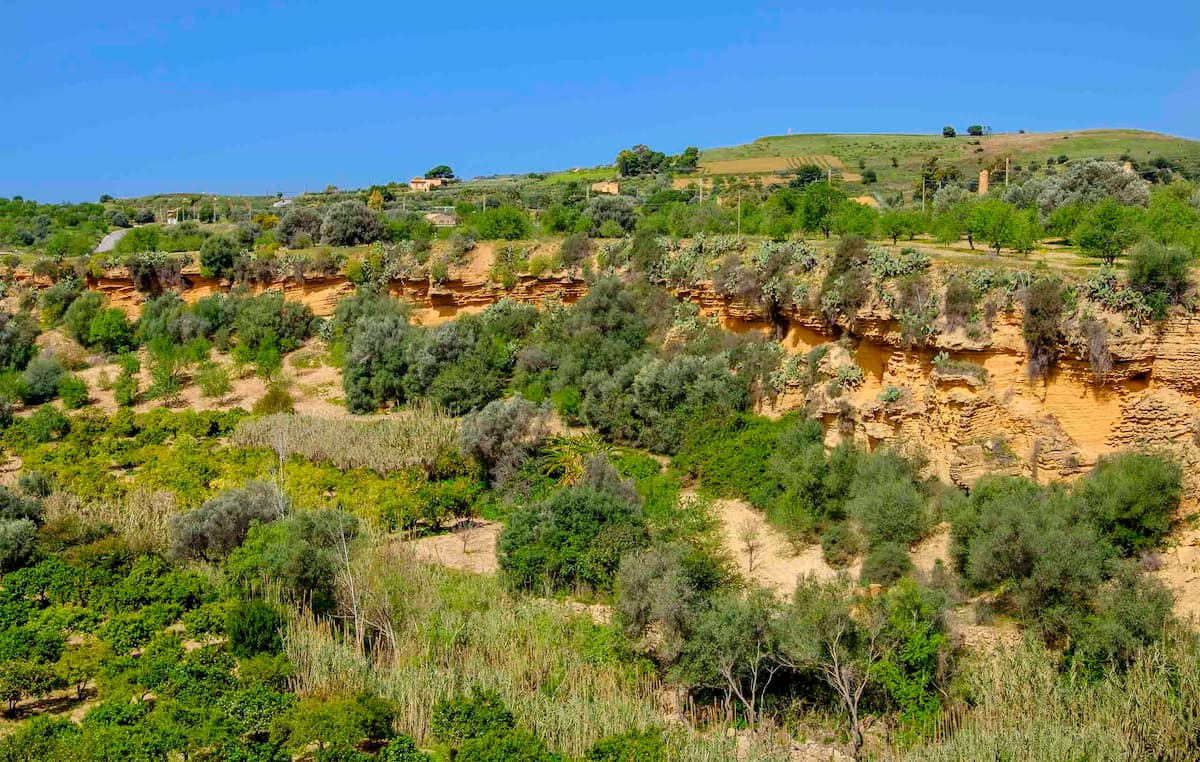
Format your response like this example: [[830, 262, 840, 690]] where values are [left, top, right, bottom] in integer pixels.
[[41, 488, 176, 550], [233, 401, 458, 475], [282, 545, 778, 759], [904, 634, 1200, 761]]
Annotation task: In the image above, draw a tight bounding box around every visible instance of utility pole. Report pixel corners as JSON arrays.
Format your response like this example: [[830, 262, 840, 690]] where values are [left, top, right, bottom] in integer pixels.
[[1005, 156, 1010, 187], [921, 178, 926, 212], [737, 191, 742, 240]]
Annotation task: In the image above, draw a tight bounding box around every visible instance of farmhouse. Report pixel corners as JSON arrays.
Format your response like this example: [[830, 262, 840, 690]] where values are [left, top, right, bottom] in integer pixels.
[[410, 176, 446, 192], [590, 181, 619, 195]]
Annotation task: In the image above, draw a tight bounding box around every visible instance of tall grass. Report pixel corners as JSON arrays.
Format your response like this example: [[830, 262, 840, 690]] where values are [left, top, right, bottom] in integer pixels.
[[282, 541, 788, 760], [904, 634, 1200, 761], [232, 401, 458, 474], [43, 488, 176, 549]]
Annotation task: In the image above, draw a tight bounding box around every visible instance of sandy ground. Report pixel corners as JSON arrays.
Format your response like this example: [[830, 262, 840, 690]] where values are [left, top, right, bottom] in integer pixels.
[[409, 520, 502, 575], [694, 488, 857, 596], [68, 338, 349, 418], [1154, 526, 1200, 624], [910, 523, 952, 576]]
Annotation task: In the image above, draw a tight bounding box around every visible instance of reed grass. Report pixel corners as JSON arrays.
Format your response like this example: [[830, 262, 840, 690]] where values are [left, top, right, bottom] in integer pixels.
[[903, 634, 1200, 761], [43, 488, 176, 549], [232, 400, 458, 475], [281, 541, 789, 760]]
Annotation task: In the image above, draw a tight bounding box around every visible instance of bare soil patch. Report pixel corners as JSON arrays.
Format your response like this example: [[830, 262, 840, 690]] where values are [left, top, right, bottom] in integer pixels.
[[409, 520, 501, 575], [696, 489, 857, 596]]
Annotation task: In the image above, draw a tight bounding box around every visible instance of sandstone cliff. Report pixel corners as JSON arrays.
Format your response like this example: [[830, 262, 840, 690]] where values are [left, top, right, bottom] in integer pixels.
[[72, 265, 1200, 498]]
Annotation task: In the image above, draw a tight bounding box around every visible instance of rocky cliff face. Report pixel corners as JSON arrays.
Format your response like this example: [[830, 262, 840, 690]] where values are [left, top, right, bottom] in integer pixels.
[[682, 281, 1200, 497], [79, 268, 1200, 495]]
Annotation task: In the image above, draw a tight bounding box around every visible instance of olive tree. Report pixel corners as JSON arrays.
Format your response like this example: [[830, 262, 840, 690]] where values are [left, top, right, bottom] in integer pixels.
[[322, 200, 384, 246], [274, 207, 324, 247]]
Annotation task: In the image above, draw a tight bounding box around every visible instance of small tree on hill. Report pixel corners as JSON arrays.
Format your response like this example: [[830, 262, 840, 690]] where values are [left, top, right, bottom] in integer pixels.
[[967, 125, 984, 137], [799, 182, 846, 238], [425, 165, 455, 180], [942, 126, 957, 138], [322, 200, 385, 246], [200, 233, 239, 279], [1074, 199, 1140, 265]]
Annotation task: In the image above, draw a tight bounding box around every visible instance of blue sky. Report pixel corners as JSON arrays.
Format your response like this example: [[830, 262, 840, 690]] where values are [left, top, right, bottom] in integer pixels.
[[3, 1, 1197, 201]]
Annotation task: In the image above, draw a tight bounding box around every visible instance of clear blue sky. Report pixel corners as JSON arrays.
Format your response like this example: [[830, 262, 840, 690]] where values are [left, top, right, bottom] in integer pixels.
[[3, 1, 1197, 202]]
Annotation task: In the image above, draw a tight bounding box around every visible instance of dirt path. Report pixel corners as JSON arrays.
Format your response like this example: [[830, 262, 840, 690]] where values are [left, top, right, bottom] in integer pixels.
[[93, 228, 129, 253]]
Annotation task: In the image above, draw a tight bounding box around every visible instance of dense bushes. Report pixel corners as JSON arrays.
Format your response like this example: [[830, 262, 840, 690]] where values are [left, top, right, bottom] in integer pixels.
[[1022, 278, 1063, 381], [321, 200, 385, 246], [199, 233, 239, 278], [343, 299, 538, 414], [459, 395, 548, 488], [499, 460, 649, 594], [1126, 240, 1191, 318], [952, 451, 1180, 654], [818, 235, 871, 323], [274, 207, 324, 247], [170, 481, 284, 561], [475, 206, 532, 240], [1076, 451, 1181, 556], [0, 311, 38, 372]]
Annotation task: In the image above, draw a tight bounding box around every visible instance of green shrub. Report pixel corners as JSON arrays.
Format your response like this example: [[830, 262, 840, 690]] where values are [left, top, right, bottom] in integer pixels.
[[196, 361, 232, 398], [943, 275, 975, 331], [861, 542, 914, 586], [1067, 564, 1173, 676], [252, 383, 294, 415], [1022, 278, 1063, 381], [558, 232, 593, 270], [476, 206, 532, 240], [586, 728, 666, 761], [953, 475, 1112, 636], [430, 687, 515, 745], [88, 308, 135, 353], [199, 234, 239, 279], [21, 355, 64, 404], [0, 312, 39, 372], [57, 374, 88, 409], [227, 601, 283, 657], [672, 414, 792, 500], [456, 729, 554, 762], [845, 451, 929, 549], [62, 291, 103, 344], [379, 735, 431, 762], [819, 235, 871, 323], [1126, 240, 1191, 318], [113, 367, 138, 407], [1075, 451, 1180, 556], [498, 484, 649, 594], [820, 522, 861, 567]]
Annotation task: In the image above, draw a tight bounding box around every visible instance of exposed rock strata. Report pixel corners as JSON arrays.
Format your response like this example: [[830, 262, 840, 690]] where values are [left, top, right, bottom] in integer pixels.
[[77, 269, 1200, 494]]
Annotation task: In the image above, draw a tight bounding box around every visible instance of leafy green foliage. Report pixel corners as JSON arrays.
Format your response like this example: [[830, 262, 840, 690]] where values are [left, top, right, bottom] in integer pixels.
[[1022, 278, 1063, 380], [431, 687, 515, 745], [227, 600, 283, 657], [1126, 240, 1191, 318], [1075, 451, 1180, 556], [200, 233, 240, 279], [475, 206, 532, 240], [499, 476, 649, 595], [321, 200, 385, 246]]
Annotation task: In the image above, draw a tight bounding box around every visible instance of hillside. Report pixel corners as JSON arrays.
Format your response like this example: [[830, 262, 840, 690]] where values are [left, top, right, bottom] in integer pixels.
[[697, 128, 1200, 196]]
